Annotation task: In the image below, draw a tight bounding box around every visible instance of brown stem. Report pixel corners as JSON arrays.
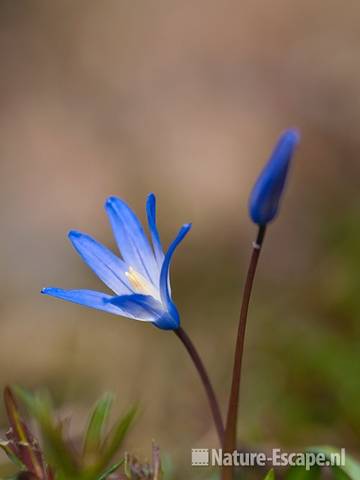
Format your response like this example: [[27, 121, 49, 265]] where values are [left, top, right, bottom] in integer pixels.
[[222, 226, 266, 480], [175, 326, 224, 445]]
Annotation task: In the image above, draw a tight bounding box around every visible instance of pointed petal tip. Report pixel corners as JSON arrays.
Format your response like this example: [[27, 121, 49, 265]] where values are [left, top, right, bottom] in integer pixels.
[[68, 230, 89, 247], [282, 128, 301, 145], [182, 223, 192, 232], [105, 195, 119, 208], [41, 286, 56, 295], [146, 193, 156, 210], [41, 287, 57, 295], [68, 229, 83, 240], [105, 195, 133, 213]]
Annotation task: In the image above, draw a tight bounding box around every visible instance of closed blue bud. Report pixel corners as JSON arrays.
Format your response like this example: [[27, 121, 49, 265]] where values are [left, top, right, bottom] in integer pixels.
[[248, 129, 300, 225]]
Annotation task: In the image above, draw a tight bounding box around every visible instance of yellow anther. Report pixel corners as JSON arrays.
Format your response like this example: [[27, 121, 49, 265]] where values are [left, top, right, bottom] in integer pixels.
[[125, 266, 160, 300]]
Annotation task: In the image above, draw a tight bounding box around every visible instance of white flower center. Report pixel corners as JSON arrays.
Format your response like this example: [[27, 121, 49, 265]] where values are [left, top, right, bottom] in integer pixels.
[[125, 266, 161, 301]]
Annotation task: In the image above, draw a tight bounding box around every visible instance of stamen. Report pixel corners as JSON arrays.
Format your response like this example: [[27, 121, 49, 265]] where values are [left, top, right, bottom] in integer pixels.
[[125, 266, 160, 300]]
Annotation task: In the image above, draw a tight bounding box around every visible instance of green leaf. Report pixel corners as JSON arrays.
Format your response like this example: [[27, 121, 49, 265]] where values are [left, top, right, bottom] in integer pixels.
[[3, 388, 45, 479], [308, 447, 360, 480], [285, 465, 321, 479], [263, 468, 275, 480], [97, 460, 124, 480], [97, 406, 137, 471], [13, 387, 79, 478], [83, 393, 114, 459], [4, 388, 29, 445], [332, 466, 351, 480], [0, 441, 24, 469]]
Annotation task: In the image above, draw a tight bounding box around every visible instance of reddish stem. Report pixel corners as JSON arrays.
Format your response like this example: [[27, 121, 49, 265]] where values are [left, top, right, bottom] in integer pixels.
[[175, 327, 224, 445], [222, 226, 266, 480]]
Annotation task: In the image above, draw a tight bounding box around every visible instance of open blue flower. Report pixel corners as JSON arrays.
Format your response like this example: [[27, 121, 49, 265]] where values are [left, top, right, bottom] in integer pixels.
[[42, 194, 191, 330], [249, 129, 300, 225]]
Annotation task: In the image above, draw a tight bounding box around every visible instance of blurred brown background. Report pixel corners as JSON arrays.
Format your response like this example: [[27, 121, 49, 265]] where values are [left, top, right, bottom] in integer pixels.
[[0, 0, 359, 476]]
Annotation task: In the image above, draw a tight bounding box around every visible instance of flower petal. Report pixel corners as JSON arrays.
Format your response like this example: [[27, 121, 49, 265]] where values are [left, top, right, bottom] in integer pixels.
[[108, 294, 164, 322], [146, 193, 164, 267], [105, 197, 158, 284], [159, 223, 192, 320], [108, 294, 178, 328], [41, 288, 128, 316], [68, 231, 133, 295]]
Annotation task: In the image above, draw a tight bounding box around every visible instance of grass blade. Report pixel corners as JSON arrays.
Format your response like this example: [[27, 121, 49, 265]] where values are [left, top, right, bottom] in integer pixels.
[[98, 406, 137, 471], [83, 393, 114, 459]]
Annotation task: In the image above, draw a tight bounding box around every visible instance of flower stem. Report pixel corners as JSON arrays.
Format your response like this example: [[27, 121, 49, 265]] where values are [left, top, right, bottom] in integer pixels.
[[175, 326, 224, 445], [222, 225, 266, 480]]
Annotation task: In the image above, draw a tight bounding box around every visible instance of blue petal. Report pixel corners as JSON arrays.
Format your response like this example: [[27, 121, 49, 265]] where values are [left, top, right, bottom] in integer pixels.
[[105, 196, 158, 284], [68, 231, 133, 295], [109, 294, 178, 329], [159, 224, 192, 324], [249, 129, 300, 225], [146, 193, 164, 267], [41, 288, 127, 316]]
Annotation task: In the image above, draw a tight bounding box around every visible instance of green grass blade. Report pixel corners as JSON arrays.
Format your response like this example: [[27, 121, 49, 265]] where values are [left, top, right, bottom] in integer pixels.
[[97, 460, 124, 480], [13, 386, 79, 478], [97, 406, 137, 471], [83, 393, 114, 459], [4, 388, 45, 478], [285, 466, 321, 479], [0, 441, 24, 469], [308, 447, 359, 480], [264, 469, 275, 480]]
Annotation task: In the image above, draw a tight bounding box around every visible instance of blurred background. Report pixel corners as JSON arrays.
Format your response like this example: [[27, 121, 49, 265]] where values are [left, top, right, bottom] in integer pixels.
[[0, 0, 359, 477]]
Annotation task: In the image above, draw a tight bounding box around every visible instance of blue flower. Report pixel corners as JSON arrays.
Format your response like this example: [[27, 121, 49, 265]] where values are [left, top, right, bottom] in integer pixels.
[[42, 194, 191, 330], [249, 129, 300, 225]]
